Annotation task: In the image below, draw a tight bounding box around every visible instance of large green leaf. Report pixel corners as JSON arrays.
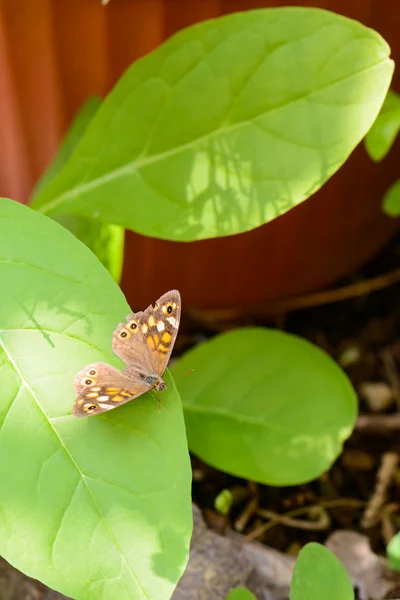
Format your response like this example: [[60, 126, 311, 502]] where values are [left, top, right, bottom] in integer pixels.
[[365, 89, 400, 162], [31, 8, 393, 241], [172, 328, 356, 485], [32, 96, 125, 283], [0, 198, 191, 600], [290, 543, 354, 600]]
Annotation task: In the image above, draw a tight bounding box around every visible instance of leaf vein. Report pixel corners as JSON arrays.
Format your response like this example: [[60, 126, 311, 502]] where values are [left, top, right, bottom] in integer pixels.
[[37, 58, 388, 215], [0, 338, 149, 600]]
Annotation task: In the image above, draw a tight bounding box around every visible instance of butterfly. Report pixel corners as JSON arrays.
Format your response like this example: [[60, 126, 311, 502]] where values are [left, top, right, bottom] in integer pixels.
[[72, 290, 181, 417]]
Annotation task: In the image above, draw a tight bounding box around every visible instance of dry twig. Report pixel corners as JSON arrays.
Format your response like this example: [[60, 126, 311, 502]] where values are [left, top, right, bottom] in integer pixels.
[[381, 503, 400, 545], [381, 348, 400, 410], [355, 413, 400, 435], [189, 267, 400, 323], [360, 452, 399, 529], [244, 498, 365, 542], [234, 482, 259, 532]]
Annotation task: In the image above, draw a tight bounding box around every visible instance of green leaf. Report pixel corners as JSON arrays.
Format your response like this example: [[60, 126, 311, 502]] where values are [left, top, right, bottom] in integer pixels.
[[365, 89, 400, 161], [383, 179, 400, 217], [214, 489, 233, 515], [0, 198, 191, 600], [54, 213, 125, 283], [225, 587, 257, 600], [31, 96, 125, 283], [387, 533, 400, 570], [172, 328, 357, 485], [290, 543, 354, 600], [31, 8, 393, 241]]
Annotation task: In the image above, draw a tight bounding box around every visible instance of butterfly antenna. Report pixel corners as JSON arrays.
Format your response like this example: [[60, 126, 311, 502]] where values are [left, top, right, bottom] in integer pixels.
[[174, 368, 195, 381]]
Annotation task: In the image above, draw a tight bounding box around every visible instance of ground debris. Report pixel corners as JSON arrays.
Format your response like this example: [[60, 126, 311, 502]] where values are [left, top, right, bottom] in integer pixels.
[[326, 530, 394, 600]]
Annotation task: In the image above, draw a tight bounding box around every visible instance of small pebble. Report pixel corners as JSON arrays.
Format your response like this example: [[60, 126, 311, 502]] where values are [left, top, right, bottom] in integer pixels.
[[338, 344, 362, 367], [358, 381, 394, 412]]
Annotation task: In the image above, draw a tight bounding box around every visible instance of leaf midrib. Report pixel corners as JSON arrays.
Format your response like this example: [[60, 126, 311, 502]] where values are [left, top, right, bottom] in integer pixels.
[[36, 58, 388, 215], [0, 337, 149, 600]]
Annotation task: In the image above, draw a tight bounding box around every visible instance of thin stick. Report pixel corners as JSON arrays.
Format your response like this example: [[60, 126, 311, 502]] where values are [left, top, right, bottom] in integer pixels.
[[381, 348, 400, 410], [189, 267, 400, 322], [360, 452, 399, 529], [244, 498, 365, 543], [355, 413, 400, 435], [265, 268, 400, 313], [234, 481, 259, 532], [255, 505, 330, 532]]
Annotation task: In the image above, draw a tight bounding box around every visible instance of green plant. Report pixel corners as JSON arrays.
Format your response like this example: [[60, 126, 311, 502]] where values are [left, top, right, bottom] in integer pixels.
[[223, 543, 354, 600], [0, 198, 192, 600], [172, 328, 356, 485], [388, 532, 400, 570], [225, 587, 257, 600], [0, 7, 393, 600], [290, 543, 354, 600], [365, 89, 400, 216], [31, 8, 391, 242]]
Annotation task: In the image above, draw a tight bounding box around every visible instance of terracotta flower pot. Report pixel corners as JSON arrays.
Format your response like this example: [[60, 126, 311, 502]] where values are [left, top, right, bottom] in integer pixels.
[[1, 0, 399, 310]]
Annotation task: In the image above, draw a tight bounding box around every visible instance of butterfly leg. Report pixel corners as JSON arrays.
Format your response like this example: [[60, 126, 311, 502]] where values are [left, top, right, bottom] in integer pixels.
[[151, 390, 162, 412]]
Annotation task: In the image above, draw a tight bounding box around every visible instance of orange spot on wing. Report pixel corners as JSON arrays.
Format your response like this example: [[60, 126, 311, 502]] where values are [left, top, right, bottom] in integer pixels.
[[147, 337, 155, 350], [162, 332, 172, 344], [156, 344, 169, 354], [112, 395, 125, 402]]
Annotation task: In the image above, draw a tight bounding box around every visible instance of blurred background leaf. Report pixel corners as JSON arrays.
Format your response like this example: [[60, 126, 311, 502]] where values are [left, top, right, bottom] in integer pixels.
[[173, 328, 357, 485], [225, 587, 257, 600], [290, 543, 354, 600], [365, 89, 400, 162], [387, 531, 400, 571]]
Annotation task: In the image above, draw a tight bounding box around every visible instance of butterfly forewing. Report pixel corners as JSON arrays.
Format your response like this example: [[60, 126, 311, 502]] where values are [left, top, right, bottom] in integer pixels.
[[112, 290, 181, 376]]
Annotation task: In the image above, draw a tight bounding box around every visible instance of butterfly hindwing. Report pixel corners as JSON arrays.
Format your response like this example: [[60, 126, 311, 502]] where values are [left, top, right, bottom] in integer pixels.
[[73, 362, 150, 417]]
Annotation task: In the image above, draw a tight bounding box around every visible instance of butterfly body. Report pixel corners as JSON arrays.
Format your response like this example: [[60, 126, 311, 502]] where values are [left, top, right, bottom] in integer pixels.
[[140, 374, 166, 391], [72, 290, 181, 417]]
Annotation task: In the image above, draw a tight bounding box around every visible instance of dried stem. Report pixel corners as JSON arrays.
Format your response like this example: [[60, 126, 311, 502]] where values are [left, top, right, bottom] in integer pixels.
[[360, 452, 399, 529], [381, 348, 400, 410], [189, 267, 400, 323], [355, 413, 400, 435], [234, 481, 259, 532], [244, 498, 365, 543]]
